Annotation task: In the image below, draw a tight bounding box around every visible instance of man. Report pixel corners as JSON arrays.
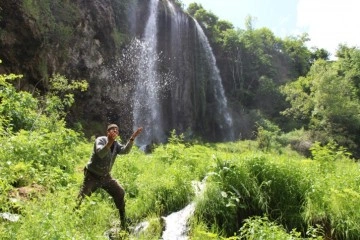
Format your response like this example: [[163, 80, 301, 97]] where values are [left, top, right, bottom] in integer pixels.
[[76, 124, 143, 228]]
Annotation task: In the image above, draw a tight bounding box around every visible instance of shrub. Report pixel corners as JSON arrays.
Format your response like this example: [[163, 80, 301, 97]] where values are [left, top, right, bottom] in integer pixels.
[[238, 216, 323, 240], [255, 119, 282, 152], [124, 152, 194, 219], [115, 135, 212, 222]]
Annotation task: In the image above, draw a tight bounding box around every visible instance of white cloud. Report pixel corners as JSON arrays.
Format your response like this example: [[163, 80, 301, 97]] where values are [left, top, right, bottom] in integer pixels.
[[297, 0, 360, 57]]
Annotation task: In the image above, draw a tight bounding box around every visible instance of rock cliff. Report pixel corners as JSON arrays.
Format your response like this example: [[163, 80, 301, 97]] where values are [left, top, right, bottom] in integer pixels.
[[0, 0, 239, 142]]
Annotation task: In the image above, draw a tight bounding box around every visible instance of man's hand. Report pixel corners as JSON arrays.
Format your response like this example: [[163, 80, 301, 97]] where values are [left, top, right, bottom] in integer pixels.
[[130, 127, 143, 141]]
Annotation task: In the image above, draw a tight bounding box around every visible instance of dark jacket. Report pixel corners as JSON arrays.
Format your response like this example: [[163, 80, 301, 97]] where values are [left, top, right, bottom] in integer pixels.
[[86, 136, 133, 176]]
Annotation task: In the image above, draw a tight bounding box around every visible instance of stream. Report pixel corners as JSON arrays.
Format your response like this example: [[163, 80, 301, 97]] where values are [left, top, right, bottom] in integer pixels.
[[130, 179, 206, 240], [161, 202, 195, 240]]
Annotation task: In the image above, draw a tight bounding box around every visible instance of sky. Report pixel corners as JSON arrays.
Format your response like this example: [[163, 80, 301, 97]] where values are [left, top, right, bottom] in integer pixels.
[[181, 0, 360, 59]]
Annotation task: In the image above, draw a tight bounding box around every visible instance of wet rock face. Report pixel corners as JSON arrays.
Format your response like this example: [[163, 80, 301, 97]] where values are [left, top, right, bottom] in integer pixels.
[[0, 0, 129, 135], [70, 0, 116, 69], [0, 1, 43, 90], [1, 0, 119, 78], [0, 1, 103, 86], [61, 0, 118, 132]]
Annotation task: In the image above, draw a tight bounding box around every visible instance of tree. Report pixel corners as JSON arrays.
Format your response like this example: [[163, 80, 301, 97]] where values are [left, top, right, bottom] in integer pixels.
[[194, 9, 218, 30], [186, 2, 203, 16], [282, 33, 312, 77], [216, 20, 234, 32], [336, 45, 360, 98], [244, 15, 257, 31], [281, 58, 360, 155], [45, 74, 88, 120], [311, 47, 330, 61], [219, 29, 243, 96]]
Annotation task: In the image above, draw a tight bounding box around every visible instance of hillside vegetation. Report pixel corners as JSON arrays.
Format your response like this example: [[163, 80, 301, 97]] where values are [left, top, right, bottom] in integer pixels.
[[1, 69, 360, 239]]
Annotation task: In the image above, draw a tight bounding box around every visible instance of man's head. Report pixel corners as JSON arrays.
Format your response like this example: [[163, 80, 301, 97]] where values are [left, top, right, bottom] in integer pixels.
[[107, 124, 119, 133]]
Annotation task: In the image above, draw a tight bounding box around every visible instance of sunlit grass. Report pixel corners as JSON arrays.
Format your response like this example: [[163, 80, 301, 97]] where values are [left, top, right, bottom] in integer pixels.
[[1, 136, 360, 239]]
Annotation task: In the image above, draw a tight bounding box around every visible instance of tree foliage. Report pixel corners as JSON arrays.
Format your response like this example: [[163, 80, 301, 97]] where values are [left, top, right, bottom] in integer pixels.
[[281, 47, 360, 155], [282, 33, 312, 77], [187, 2, 203, 17], [0, 69, 88, 133]]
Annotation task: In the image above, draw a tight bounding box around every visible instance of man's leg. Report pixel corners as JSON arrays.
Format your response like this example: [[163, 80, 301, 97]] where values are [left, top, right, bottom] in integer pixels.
[[76, 168, 99, 209], [102, 177, 126, 227]]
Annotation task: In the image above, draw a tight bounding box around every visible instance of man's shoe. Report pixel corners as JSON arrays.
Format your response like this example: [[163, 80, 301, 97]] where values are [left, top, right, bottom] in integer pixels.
[[120, 217, 132, 230]]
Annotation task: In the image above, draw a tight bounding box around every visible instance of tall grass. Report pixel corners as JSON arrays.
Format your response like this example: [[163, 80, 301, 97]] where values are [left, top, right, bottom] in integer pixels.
[[238, 216, 323, 240], [113, 140, 212, 220], [303, 142, 360, 239], [245, 154, 312, 232], [1, 188, 118, 239], [1, 128, 360, 239], [189, 141, 360, 239], [194, 154, 266, 235], [2, 137, 360, 239]]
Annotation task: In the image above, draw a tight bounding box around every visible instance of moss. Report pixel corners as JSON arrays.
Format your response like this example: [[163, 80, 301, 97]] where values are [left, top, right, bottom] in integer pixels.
[[22, 0, 80, 48]]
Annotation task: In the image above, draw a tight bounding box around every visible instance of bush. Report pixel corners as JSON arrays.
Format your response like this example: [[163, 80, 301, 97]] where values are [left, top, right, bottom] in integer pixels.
[[114, 135, 212, 222], [280, 128, 313, 157], [238, 216, 323, 240], [255, 119, 282, 152]]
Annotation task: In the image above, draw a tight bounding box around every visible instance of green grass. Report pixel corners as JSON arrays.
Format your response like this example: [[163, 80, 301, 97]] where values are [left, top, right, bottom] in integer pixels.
[[1, 133, 360, 239]]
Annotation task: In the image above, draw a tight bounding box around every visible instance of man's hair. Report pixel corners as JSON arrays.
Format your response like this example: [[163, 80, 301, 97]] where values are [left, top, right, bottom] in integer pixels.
[[107, 124, 119, 131]]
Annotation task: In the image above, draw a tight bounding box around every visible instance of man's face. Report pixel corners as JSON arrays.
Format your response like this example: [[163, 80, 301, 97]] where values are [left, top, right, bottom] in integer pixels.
[[107, 127, 119, 139], [108, 127, 119, 134]]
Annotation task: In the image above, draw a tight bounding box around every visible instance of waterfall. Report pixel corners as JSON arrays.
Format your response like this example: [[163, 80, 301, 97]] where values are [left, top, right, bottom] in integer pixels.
[[167, 1, 234, 141], [194, 20, 235, 141], [166, 1, 193, 133], [131, 0, 234, 143], [133, 0, 165, 146]]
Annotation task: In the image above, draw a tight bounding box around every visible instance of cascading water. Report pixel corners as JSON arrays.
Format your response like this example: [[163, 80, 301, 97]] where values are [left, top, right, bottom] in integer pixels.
[[132, 179, 207, 240], [166, 1, 193, 133], [166, 1, 234, 141], [161, 202, 195, 240], [131, 0, 234, 144], [194, 20, 235, 141], [133, 0, 165, 146]]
